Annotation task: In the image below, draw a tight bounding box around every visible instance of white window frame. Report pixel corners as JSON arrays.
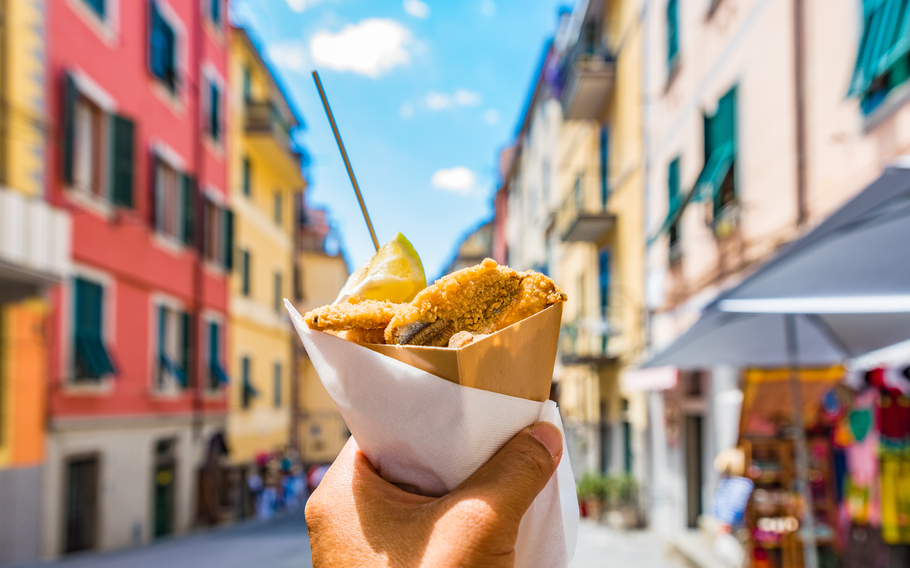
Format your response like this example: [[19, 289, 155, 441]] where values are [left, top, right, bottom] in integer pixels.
[[63, 263, 117, 392], [149, 0, 188, 107], [149, 293, 186, 395], [68, 0, 120, 44]]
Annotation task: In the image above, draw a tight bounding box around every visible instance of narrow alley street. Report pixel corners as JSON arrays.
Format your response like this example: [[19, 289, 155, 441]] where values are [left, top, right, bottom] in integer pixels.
[[570, 520, 688, 568]]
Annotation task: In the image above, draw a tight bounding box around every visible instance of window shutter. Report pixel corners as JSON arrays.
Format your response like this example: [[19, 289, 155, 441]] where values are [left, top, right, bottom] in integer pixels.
[[242, 157, 251, 196], [209, 321, 218, 383], [149, 0, 164, 79], [710, 87, 736, 153], [111, 115, 135, 208], [209, 82, 220, 141], [223, 208, 234, 270], [180, 310, 191, 387], [668, 158, 680, 202], [181, 174, 196, 246], [274, 272, 282, 312], [157, 305, 167, 360], [62, 72, 78, 185], [666, 0, 678, 66], [151, 157, 162, 231], [242, 250, 250, 296]]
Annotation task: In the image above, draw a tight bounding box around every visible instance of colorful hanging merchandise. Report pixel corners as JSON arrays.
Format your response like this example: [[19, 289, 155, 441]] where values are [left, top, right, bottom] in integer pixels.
[[844, 389, 880, 526], [878, 392, 910, 544]]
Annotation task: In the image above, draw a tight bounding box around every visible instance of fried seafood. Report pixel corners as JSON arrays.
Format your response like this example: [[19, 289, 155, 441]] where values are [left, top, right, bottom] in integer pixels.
[[384, 258, 567, 347], [336, 328, 388, 344], [303, 296, 406, 333]]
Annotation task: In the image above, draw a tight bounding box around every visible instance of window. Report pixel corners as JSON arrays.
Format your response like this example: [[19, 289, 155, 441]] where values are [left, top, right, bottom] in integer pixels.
[[149, 0, 178, 92], [82, 0, 106, 19], [666, 0, 679, 69], [849, 0, 910, 114], [598, 249, 610, 316], [599, 127, 609, 206], [241, 356, 259, 408], [699, 86, 737, 217], [668, 157, 682, 262], [273, 191, 282, 226], [241, 249, 251, 296], [242, 65, 252, 102], [203, 196, 233, 269], [274, 272, 282, 313], [207, 79, 222, 142], [73, 277, 116, 381], [293, 263, 304, 301], [242, 156, 251, 196], [154, 159, 194, 245], [156, 304, 189, 389], [208, 0, 221, 26], [273, 363, 282, 408], [62, 73, 135, 208], [207, 320, 228, 389]]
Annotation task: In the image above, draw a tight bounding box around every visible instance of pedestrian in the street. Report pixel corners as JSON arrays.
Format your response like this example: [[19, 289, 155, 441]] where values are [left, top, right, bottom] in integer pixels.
[[305, 421, 562, 567]]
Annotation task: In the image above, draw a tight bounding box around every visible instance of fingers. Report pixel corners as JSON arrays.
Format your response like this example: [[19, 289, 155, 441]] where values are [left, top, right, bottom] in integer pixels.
[[446, 421, 562, 524]]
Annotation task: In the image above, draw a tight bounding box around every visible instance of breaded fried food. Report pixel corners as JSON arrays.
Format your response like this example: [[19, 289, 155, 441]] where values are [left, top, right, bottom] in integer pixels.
[[336, 328, 387, 344], [304, 295, 406, 332], [385, 258, 566, 347]]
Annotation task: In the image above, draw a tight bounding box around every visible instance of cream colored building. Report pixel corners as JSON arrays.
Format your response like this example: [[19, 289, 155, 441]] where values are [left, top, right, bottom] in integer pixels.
[[292, 207, 350, 464], [227, 27, 304, 463], [499, 0, 647, 484], [642, 0, 910, 534]]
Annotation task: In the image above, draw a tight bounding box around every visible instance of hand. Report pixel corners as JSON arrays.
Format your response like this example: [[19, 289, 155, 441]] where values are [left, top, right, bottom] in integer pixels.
[[305, 422, 563, 568]]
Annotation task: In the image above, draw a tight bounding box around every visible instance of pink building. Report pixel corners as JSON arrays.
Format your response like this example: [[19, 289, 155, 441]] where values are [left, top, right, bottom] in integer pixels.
[[43, 0, 232, 557]]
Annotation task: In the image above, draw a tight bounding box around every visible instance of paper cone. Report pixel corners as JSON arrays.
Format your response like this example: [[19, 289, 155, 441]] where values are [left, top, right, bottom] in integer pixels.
[[285, 300, 578, 567], [362, 303, 562, 402]]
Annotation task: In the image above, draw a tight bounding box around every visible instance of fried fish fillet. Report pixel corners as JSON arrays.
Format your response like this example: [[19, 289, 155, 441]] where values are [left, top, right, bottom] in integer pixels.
[[303, 296, 406, 332], [384, 258, 566, 346]]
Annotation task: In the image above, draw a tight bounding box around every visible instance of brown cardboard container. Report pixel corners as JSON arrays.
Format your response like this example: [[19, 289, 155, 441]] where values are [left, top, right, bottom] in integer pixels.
[[362, 303, 563, 402]]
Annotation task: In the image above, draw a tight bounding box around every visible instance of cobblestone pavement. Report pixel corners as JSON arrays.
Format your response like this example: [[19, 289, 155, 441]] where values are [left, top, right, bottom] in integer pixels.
[[14, 513, 311, 568], [570, 519, 690, 568]]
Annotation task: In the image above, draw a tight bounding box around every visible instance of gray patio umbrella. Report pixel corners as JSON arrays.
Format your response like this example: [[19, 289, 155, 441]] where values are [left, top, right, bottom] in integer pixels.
[[645, 163, 910, 568]]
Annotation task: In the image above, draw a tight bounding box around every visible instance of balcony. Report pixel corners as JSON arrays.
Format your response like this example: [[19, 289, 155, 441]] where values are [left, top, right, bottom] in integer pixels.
[[244, 100, 303, 181], [559, 36, 615, 120], [559, 318, 618, 366], [556, 176, 615, 243]]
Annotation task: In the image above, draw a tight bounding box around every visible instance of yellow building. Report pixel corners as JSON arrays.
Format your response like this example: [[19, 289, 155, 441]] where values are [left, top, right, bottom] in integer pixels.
[[499, 0, 645, 488], [0, 0, 69, 563], [227, 27, 304, 463], [292, 207, 351, 464]]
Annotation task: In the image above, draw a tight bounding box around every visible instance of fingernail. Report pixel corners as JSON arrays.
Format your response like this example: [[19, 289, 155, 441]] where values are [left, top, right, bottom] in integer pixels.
[[530, 422, 562, 458]]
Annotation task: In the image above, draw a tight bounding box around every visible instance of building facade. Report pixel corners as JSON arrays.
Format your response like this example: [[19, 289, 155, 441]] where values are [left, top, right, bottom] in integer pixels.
[[496, 0, 648, 493], [43, 0, 231, 556], [0, 1, 69, 563], [292, 205, 350, 465], [642, 0, 910, 537], [226, 26, 303, 465]]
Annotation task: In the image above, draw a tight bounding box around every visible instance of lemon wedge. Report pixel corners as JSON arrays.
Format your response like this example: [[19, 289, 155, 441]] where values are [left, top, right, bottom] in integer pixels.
[[334, 232, 427, 304]]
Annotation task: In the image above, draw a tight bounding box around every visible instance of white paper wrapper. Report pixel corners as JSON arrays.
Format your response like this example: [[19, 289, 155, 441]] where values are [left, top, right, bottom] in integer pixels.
[[287, 301, 578, 567]]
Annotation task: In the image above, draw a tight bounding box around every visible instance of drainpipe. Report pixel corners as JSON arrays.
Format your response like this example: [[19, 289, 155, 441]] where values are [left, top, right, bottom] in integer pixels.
[[794, 0, 807, 226]]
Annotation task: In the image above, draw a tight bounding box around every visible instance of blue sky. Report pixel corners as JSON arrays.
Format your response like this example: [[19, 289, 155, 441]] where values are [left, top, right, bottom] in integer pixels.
[[232, 0, 566, 279]]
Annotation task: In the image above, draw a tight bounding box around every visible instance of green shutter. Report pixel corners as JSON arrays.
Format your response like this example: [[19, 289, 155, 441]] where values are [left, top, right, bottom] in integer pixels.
[[241, 356, 251, 408], [179, 311, 190, 387], [274, 272, 282, 312], [243, 65, 251, 101], [62, 72, 77, 185], [242, 250, 250, 296], [849, 0, 910, 97], [223, 208, 234, 270], [667, 0, 679, 66], [74, 278, 116, 379], [181, 174, 195, 246], [242, 157, 251, 196], [209, 82, 220, 141], [111, 115, 135, 207]]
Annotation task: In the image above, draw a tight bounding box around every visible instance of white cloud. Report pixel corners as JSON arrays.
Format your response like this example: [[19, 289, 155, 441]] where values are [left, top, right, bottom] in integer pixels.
[[424, 89, 482, 111], [483, 109, 500, 124], [268, 41, 309, 73], [310, 19, 413, 78], [431, 167, 477, 193], [400, 102, 415, 119], [426, 91, 452, 110], [286, 0, 326, 12], [453, 89, 482, 107], [403, 0, 430, 19], [480, 0, 496, 17]]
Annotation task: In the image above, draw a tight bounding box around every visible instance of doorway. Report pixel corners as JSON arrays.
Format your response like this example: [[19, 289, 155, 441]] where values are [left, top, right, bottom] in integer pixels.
[[684, 414, 703, 529], [64, 455, 99, 553], [153, 439, 177, 538]]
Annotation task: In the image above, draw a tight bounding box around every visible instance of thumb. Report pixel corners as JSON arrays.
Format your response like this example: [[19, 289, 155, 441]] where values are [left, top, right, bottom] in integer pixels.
[[446, 422, 563, 524]]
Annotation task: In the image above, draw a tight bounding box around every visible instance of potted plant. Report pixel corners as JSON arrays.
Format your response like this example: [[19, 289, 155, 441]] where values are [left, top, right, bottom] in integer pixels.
[[576, 472, 605, 521]]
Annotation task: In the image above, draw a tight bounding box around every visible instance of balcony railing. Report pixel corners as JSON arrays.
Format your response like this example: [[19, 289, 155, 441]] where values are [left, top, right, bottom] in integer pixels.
[[245, 100, 301, 167], [558, 33, 616, 120], [555, 175, 615, 242], [559, 318, 618, 366]]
